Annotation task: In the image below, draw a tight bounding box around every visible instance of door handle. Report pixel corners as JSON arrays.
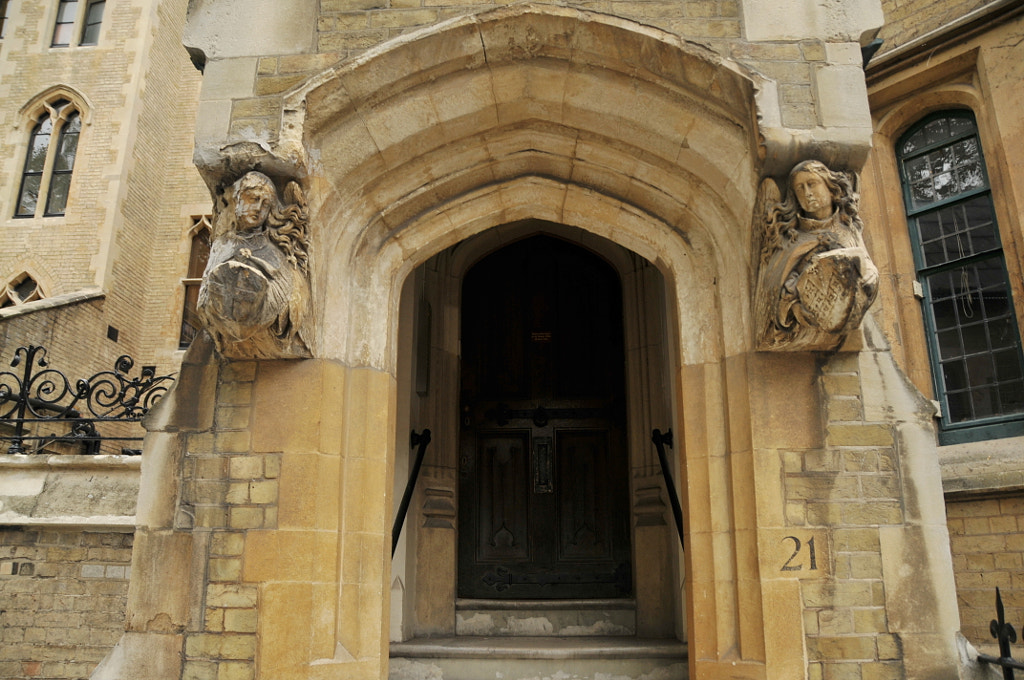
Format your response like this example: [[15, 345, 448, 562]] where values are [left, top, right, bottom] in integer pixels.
[[533, 435, 553, 493]]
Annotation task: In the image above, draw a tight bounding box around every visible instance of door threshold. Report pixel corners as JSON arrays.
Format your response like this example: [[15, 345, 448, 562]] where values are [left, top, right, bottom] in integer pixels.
[[456, 598, 636, 610], [390, 636, 686, 659]]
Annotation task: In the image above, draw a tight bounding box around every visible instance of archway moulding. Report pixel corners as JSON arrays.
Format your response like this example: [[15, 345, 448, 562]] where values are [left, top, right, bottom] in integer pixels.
[[191, 3, 878, 368]]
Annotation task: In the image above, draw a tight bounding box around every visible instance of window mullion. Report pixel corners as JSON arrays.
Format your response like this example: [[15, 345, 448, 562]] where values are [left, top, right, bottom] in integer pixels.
[[34, 115, 62, 217]]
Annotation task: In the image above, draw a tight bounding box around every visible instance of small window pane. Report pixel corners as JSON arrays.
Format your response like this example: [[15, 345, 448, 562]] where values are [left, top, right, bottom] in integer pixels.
[[181, 222, 212, 348], [924, 118, 950, 146], [53, 115, 80, 172], [52, 0, 78, 46], [45, 173, 71, 215], [57, 0, 79, 22], [12, 277, 38, 302], [25, 120, 53, 173], [0, 0, 10, 40], [80, 0, 104, 45], [949, 115, 974, 137], [16, 176, 41, 216], [187, 229, 211, 278]]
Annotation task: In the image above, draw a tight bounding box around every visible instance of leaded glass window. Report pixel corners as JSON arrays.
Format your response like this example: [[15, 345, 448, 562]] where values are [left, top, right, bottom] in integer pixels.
[[897, 111, 1024, 443], [15, 100, 81, 219], [45, 112, 80, 215]]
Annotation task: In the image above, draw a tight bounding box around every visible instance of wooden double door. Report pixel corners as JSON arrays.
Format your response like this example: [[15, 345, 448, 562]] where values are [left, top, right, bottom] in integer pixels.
[[458, 235, 632, 600]]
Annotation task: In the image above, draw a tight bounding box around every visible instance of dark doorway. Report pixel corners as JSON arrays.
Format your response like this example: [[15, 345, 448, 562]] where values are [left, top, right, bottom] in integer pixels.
[[458, 235, 632, 599]]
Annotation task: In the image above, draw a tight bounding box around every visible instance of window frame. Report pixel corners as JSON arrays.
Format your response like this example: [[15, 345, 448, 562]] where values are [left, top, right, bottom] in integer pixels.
[[896, 109, 1024, 444], [51, 0, 105, 48], [14, 98, 83, 220], [1, 0, 10, 41], [0, 273, 45, 308], [179, 216, 212, 349]]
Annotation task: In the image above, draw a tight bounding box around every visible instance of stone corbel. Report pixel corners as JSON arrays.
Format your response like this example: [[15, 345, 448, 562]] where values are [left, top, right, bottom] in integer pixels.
[[753, 160, 879, 351], [197, 171, 312, 359]]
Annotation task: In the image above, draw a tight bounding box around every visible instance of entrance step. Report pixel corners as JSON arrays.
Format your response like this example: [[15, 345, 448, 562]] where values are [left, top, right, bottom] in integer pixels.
[[389, 636, 688, 680], [455, 599, 636, 636]]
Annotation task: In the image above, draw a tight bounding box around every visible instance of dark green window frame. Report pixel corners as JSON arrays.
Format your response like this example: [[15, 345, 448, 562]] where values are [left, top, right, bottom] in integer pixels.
[[897, 110, 1024, 444]]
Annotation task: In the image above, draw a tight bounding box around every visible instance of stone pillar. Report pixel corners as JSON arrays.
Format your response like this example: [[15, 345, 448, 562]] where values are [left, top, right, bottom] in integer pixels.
[[92, 336, 398, 680], [749, 320, 961, 680]]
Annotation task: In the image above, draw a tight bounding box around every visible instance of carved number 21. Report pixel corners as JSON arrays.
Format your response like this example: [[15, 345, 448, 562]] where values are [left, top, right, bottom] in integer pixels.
[[781, 536, 817, 572]]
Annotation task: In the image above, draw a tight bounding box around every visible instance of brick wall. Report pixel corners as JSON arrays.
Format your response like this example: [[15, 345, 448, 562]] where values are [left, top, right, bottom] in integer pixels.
[[316, 0, 742, 59], [0, 528, 133, 680], [946, 495, 1024, 648], [225, 1, 828, 148], [788, 352, 904, 680], [876, 0, 990, 54]]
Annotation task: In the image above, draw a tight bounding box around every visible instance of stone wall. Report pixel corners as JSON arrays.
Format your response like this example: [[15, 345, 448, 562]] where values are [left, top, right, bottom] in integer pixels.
[[0, 528, 133, 680], [875, 0, 991, 54], [946, 495, 1024, 648], [0, 0, 209, 372]]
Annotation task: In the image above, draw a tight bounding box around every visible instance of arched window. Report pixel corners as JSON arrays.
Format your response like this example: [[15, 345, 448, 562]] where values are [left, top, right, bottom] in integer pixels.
[[16, 99, 81, 218], [897, 110, 1024, 443], [180, 216, 212, 348], [0, 273, 44, 308]]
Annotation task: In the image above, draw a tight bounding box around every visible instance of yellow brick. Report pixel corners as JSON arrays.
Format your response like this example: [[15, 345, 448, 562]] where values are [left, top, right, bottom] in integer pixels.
[[826, 424, 894, 447]]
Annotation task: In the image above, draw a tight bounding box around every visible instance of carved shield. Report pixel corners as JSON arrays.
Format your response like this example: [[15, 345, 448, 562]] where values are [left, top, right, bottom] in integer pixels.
[[794, 251, 861, 333]]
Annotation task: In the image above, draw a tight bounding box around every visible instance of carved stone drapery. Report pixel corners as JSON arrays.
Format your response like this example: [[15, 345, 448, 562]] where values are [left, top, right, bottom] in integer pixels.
[[197, 171, 311, 359], [753, 160, 879, 351]]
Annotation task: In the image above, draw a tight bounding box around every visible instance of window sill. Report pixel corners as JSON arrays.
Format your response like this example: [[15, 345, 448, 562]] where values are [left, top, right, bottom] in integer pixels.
[[939, 432, 1024, 498], [0, 287, 103, 319]]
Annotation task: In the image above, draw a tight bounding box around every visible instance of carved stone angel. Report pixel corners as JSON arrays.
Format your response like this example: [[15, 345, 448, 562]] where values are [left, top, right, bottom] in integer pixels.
[[197, 171, 312, 359], [753, 160, 879, 351]]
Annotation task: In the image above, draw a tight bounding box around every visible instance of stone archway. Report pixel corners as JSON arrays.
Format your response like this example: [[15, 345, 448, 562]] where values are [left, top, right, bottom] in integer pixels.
[[288, 7, 768, 676], [98, 6, 786, 680], [390, 222, 683, 647]]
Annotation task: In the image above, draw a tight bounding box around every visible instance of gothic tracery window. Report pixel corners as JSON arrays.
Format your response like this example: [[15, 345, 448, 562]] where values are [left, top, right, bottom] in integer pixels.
[[0, 274, 44, 308], [897, 110, 1024, 443], [16, 99, 81, 218]]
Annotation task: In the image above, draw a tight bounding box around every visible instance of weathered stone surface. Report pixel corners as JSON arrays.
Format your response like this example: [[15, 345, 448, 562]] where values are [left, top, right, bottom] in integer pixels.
[[198, 172, 312, 359], [754, 160, 879, 351]]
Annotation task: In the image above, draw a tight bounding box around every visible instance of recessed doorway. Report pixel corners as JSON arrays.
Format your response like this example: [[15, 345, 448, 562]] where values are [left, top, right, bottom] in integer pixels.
[[457, 235, 632, 600]]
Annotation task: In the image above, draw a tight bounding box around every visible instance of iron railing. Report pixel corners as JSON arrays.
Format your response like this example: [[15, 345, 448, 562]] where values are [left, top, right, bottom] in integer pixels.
[[392, 429, 432, 557], [0, 344, 175, 455], [978, 588, 1024, 679], [651, 428, 685, 550]]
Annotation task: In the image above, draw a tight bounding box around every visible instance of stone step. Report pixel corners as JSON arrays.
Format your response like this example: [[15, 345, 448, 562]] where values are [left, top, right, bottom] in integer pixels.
[[455, 598, 636, 636], [389, 636, 688, 680]]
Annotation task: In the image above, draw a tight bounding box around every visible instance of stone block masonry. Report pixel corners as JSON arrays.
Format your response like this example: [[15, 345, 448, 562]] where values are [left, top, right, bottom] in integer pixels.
[[786, 349, 906, 680], [0, 528, 133, 680]]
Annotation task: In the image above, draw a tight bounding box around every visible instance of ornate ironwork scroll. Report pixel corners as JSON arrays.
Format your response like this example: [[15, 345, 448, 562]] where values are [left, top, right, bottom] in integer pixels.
[[0, 345, 175, 455]]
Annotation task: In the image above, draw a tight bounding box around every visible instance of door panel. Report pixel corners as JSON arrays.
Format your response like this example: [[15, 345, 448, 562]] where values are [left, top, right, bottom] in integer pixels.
[[474, 431, 531, 562], [458, 235, 631, 599]]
